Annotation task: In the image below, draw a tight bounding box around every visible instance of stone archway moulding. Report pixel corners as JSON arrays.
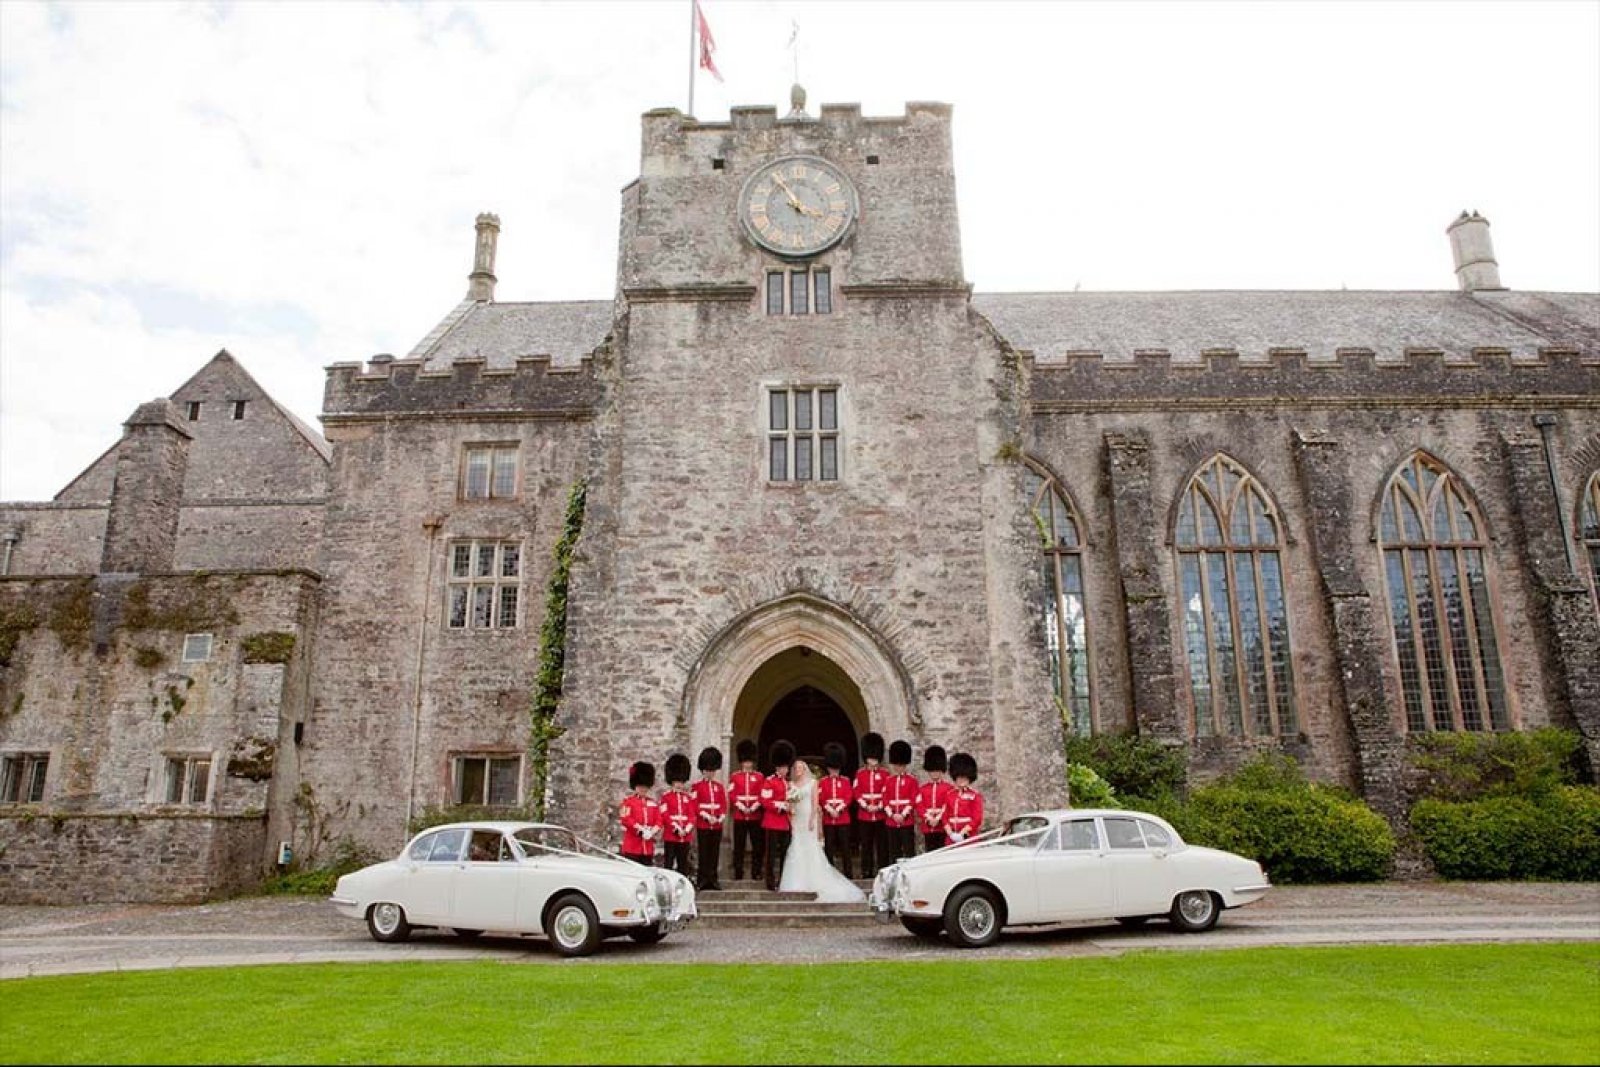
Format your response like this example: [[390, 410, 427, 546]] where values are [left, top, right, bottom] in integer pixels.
[[680, 592, 920, 760]]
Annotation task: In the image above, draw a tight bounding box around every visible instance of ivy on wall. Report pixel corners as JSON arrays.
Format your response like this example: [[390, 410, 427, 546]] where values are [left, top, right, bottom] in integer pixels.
[[528, 479, 587, 820]]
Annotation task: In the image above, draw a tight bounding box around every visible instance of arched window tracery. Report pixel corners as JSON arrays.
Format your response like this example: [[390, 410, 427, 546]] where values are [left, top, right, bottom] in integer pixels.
[[1024, 462, 1094, 735]]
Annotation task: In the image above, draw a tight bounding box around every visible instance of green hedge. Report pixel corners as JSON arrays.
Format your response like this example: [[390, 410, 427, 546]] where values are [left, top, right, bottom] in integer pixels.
[[1410, 786, 1600, 881], [260, 839, 382, 897], [1064, 732, 1187, 801], [1127, 754, 1395, 884], [1409, 728, 1585, 803]]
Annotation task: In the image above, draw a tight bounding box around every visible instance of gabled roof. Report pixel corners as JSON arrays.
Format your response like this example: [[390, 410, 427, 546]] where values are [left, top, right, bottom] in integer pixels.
[[406, 300, 614, 370], [172, 350, 331, 462]]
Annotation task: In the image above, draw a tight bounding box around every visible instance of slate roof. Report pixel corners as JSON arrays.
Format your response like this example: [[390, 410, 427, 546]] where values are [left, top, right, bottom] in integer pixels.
[[399, 291, 1598, 370]]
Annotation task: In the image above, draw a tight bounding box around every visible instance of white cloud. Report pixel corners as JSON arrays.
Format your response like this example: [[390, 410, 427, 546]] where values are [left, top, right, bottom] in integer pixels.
[[2, 0, 1596, 501]]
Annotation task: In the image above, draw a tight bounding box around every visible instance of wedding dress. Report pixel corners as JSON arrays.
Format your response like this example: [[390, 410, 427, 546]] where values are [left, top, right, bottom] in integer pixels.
[[779, 774, 867, 903]]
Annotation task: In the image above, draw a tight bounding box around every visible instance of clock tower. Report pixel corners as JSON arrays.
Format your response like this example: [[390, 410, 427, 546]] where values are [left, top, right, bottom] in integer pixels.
[[548, 96, 1065, 840]]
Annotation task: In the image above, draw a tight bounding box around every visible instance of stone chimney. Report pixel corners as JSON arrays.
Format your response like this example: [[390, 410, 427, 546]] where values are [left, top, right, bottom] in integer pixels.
[[100, 399, 192, 575], [466, 212, 501, 302], [1447, 210, 1504, 292]]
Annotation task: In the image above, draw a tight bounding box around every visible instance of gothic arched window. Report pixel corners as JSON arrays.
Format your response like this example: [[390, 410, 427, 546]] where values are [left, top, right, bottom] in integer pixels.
[[1378, 453, 1510, 732], [1174, 455, 1297, 737], [1024, 463, 1094, 735], [1581, 472, 1600, 617]]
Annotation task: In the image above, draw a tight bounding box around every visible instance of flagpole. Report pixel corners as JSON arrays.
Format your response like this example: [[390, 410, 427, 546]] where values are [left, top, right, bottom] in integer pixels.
[[687, 0, 696, 118]]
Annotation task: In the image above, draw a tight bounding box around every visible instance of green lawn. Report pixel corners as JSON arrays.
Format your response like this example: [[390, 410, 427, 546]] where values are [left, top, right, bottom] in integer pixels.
[[3, 943, 1597, 1064]]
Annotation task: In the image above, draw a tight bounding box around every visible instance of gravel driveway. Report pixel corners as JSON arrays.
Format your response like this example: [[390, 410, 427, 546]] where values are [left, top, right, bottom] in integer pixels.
[[2, 881, 1596, 978]]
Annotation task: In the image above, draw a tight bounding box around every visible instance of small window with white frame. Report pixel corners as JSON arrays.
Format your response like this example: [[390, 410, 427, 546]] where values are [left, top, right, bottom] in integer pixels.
[[163, 754, 212, 805], [0, 752, 48, 804], [765, 267, 832, 316], [454, 754, 522, 807], [182, 634, 213, 662], [461, 443, 519, 500], [768, 386, 841, 482], [446, 540, 521, 630]]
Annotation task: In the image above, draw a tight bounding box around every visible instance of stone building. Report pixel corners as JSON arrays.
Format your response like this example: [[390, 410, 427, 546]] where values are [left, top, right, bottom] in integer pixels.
[[2, 94, 1597, 902]]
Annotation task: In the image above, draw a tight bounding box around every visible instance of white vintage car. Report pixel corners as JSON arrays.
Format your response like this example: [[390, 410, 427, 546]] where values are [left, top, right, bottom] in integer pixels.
[[869, 808, 1270, 947], [331, 821, 696, 957]]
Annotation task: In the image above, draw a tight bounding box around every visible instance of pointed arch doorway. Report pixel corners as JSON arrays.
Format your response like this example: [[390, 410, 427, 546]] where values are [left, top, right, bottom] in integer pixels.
[[733, 646, 864, 772]]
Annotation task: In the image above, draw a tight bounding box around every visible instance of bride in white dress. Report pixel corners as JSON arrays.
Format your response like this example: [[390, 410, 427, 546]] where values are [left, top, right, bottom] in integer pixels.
[[779, 758, 867, 903]]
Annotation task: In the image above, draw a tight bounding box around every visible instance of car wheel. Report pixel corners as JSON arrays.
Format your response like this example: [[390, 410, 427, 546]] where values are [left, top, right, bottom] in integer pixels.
[[943, 885, 1003, 949], [545, 892, 602, 957], [366, 902, 412, 943], [452, 928, 484, 940], [626, 923, 667, 945], [1115, 916, 1151, 928], [1169, 890, 1220, 933], [900, 915, 943, 940]]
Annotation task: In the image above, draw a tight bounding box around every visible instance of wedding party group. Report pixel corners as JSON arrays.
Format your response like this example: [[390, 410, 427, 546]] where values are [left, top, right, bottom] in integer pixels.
[[617, 733, 985, 904]]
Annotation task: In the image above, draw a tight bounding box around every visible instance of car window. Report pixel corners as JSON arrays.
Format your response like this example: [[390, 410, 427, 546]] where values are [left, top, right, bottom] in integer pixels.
[[1055, 819, 1100, 851], [425, 828, 467, 862], [1103, 817, 1146, 850], [467, 830, 503, 862], [513, 827, 580, 856], [1137, 819, 1172, 849], [407, 831, 440, 861], [1004, 816, 1050, 841]]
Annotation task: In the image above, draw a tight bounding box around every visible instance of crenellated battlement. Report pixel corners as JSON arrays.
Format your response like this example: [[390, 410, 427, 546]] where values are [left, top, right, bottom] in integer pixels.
[[322, 352, 600, 422], [1026, 346, 1598, 409]]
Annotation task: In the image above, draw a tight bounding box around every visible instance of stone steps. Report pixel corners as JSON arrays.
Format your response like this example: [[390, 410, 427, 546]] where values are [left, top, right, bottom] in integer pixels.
[[691, 879, 880, 928]]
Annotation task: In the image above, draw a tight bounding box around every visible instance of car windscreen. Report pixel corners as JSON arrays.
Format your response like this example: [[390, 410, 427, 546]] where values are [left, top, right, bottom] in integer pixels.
[[1002, 816, 1050, 842], [512, 827, 580, 856]]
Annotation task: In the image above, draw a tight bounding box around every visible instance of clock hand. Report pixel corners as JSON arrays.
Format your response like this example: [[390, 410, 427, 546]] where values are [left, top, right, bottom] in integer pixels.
[[770, 172, 805, 212]]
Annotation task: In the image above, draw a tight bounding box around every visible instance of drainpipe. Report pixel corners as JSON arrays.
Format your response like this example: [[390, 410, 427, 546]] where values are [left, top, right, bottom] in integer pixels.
[[406, 516, 444, 838], [0, 526, 17, 575], [1533, 414, 1577, 574]]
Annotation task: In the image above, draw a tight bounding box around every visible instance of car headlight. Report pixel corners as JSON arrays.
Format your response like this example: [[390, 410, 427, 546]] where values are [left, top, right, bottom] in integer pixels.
[[635, 881, 650, 902]]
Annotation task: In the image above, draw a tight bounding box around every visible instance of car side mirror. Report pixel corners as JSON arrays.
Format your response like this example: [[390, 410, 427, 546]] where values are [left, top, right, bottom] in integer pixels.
[[1152, 847, 1168, 859]]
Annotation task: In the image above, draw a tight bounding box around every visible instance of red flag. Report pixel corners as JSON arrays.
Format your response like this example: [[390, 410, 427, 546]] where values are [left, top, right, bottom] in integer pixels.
[[695, 0, 723, 83]]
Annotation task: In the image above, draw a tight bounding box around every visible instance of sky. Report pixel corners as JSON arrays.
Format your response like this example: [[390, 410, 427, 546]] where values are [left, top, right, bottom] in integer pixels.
[[1, 0, 1597, 502]]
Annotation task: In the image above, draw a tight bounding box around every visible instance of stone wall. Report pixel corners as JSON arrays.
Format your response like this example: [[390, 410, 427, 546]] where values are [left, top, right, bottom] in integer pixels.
[[0, 813, 266, 904], [0, 504, 107, 576]]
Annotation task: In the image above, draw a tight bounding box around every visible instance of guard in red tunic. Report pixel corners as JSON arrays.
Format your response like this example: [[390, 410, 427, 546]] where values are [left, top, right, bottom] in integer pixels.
[[659, 752, 696, 878], [916, 745, 956, 853], [619, 761, 662, 863], [883, 739, 919, 865], [853, 731, 889, 879], [818, 741, 855, 878], [944, 752, 985, 845], [760, 739, 795, 891], [690, 746, 728, 892], [729, 739, 766, 881]]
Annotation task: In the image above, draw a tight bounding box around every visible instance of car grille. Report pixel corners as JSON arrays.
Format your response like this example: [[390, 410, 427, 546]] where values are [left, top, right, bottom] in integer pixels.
[[653, 873, 672, 909]]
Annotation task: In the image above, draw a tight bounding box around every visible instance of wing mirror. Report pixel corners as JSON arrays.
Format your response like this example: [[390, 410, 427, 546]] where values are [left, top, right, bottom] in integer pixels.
[[1153, 847, 1169, 859]]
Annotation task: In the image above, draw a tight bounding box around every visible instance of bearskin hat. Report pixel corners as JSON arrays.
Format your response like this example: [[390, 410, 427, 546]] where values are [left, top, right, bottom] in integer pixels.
[[949, 752, 978, 783], [769, 739, 796, 769], [860, 731, 886, 762], [697, 746, 723, 773], [629, 760, 656, 789], [735, 738, 758, 764], [823, 741, 846, 770], [923, 745, 948, 773], [888, 739, 912, 767], [664, 752, 691, 784]]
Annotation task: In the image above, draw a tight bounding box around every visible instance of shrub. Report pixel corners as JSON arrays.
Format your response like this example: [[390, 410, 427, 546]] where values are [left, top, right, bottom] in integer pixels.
[[1134, 754, 1395, 883], [260, 838, 381, 897], [1063, 732, 1187, 802], [1409, 728, 1585, 803], [1066, 763, 1119, 808], [1410, 786, 1600, 881]]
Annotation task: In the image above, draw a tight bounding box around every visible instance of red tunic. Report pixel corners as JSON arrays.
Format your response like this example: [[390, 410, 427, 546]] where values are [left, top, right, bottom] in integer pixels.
[[620, 794, 663, 857], [818, 773, 854, 827], [884, 771, 920, 828], [730, 769, 766, 823], [853, 765, 889, 823], [916, 779, 956, 834], [759, 774, 791, 831], [945, 786, 985, 843], [690, 777, 728, 830], [660, 786, 696, 844]]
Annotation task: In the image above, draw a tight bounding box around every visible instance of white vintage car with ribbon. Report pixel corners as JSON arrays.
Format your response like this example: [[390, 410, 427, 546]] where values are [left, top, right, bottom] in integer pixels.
[[332, 821, 695, 957], [869, 809, 1270, 947]]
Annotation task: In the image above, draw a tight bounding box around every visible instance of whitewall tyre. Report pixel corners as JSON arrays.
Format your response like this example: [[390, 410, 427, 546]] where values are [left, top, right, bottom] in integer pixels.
[[546, 893, 602, 957], [1170, 890, 1220, 933], [943, 885, 1003, 949], [366, 902, 412, 943]]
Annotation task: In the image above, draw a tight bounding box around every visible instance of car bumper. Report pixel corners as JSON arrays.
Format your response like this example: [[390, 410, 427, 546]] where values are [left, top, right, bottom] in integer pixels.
[[329, 895, 363, 920]]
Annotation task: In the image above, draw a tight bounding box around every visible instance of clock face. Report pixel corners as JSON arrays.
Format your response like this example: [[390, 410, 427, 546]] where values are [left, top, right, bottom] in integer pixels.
[[739, 155, 858, 258]]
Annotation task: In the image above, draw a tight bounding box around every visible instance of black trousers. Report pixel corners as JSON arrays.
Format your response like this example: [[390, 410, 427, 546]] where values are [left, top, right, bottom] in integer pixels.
[[923, 831, 947, 854], [664, 841, 692, 878], [885, 825, 916, 865], [823, 823, 853, 878], [695, 828, 722, 889], [732, 820, 764, 879], [763, 828, 791, 890], [857, 820, 886, 879]]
